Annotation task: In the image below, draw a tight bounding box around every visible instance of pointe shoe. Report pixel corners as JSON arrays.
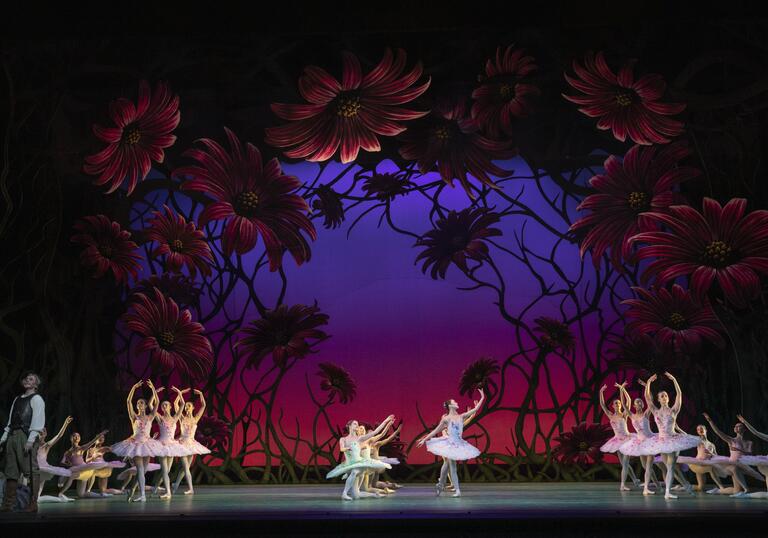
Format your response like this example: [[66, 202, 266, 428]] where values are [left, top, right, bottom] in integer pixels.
[[341, 494, 353, 501], [452, 490, 461, 498], [435, 482, 444, 497], [643, 489, 654, 496], [384, 488, 395, 494], [664, 493, 678, 499], [730, 491, 746, 498], [160, 493, 172, 500], [705, 488, 720, 495], [619, 485, 630, 491], [184, 489, 194, 495]]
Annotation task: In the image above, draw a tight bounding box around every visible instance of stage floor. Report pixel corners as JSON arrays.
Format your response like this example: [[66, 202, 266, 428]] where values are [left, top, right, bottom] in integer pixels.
[[5, 483, 768, 536]]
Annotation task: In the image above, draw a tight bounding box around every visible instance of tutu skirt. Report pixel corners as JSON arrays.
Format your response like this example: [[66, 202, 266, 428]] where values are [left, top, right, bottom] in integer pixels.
[[378, 457, 400, 466], [600, 434, 633, 453], [426, 437, 480, 461], [176, 438, 211, 456], [155, 440, 188, 458], [116, 463, 161, 482], [636, 433, 699, 454], [327, 459, 390, 479], [68, 462, 110, 480], [738, 455, 768, 467], [39, 463, 71, 479], [111, 437, 165, 458], [676, 456, 729, 477], [620, 434, 658, 457]]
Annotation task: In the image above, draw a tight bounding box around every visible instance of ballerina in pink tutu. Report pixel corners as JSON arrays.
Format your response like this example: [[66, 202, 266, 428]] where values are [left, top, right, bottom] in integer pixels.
[[172, 388, 211, 496], [35, 415, 74, 503], [702, 413, 765, 496], [84, 432, 126, 496], [154, 386, 187, 500], [417, 388, 485, 498], [110, 380, 165, 502], [735, 415, 768, 498], [643, 372, 700, 499], [598, 384, 639, 491], [59, 429, 111, 498], [616, 383, 662, 495]]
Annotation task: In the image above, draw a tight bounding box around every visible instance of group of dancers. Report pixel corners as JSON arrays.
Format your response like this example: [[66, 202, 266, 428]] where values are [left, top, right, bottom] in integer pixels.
[[599, 372, 768, 499], [2, 376, 212, 511]]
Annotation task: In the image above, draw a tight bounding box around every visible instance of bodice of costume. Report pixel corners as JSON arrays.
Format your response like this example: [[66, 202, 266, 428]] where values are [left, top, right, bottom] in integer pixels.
[[630, 413, 654, 439], [729, 437, 752, 457], [179, 417, 197, 440], [157, 415, 177, 443], [651, 408, 677, 437], [86, 446, 108, 463], [445, 418, 464, 440], [344, 441, 362, 463], [37, 444, 51, 466], [696, 438, 717, 459], [132, 414, 153, 441], [609, 414, 630, 436], [66, 446, 87, 466]]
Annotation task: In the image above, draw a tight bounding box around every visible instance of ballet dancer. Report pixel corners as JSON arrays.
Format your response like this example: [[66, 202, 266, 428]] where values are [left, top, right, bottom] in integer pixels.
[[598, 384, 639, 491], [444, 401, 479, 493], [644, 372, 699, 499], [734, 415, 768, 497], [110, 380, 165, 502], [675, 424, 728, 492], [703, 413, 764, 496], [356, 423, 392, 496], [172, 388, 211, 495], [417, 388, 485, 498], [370, 422, 403, 492], [327, 416, 394, 501], [154, 386, 186, 500], [59, 429, 111, 498], [35, 416, 74, 503], [84, 433, 126, 496], [617, 383, 662, 495]]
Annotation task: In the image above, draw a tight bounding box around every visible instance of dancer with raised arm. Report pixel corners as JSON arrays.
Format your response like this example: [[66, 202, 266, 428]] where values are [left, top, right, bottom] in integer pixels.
[[702, 413, 764, 496], [154, 386, 186, 500], [644, 373, 699, 499], [371, 422, 403, 492], [445, 401, 479, 493], [84, 432, 126, 496], [327, 416, 393, 501], [35, 416, 74, 503], [675, 424, 728, 492], [110, 380, 164, 503], [173, 388, 211, 495], [598, 384, 638, 491], [355, 423, 392, 496], [732, 415, 768, 497], [417, 388, 485, 498], [617, 382, 661, 495], [59, 429, 111, 498]]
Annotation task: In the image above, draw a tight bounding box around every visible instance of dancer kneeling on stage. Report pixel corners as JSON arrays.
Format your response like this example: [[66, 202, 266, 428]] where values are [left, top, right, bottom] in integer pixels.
[[36, 416, 75, 503], [417, 388, 485, 498], [327, 416, 394, 501]]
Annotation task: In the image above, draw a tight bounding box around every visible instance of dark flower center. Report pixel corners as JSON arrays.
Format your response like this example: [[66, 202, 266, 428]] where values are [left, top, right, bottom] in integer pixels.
[[701, 240, 733, 268], [627, 191, 649, 211], [235, 191, 261, 217], [98, 243, 114, 259], [615, 91, 637, 107], [499, 83, 516, 101], [578, 441, 589, 451], [157, 330, 175, 349], [171, 239, 184, 252], [434, 125, 453, 140], [451, 234, 469, 250], [667, 312, 687, 330], [122, 125, 141, 145], [336, 94, 362, 118], [273, 329, 291, 345]]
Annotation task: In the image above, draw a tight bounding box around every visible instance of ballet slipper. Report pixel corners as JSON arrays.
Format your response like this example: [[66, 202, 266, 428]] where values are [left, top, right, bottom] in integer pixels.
[[452, 490, 461, 497], [159, 493, 172, 500], [435, 482, 443, 497], [341, 494, 353, 501], [619, 485, 630, 491], [643, 488, 654, 495], [664, 493, 678, 499], [184, 489, 194, 495]]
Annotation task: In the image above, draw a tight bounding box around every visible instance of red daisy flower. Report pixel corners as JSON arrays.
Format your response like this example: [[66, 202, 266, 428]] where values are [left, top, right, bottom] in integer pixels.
[[317, 362, 357, 404], [552, 422, 612, 466], [622, 285, 725, 353], [631, 198, 768, 307], [145, 205, 213, 278], [265, 48, 430, 163], [570, 142, 699, 269], [458, 357, 500, 397], [311, 185, 345, 229], [122, 287, 213, 380], [563, 52, 685, 145], [195, 415, 230, 452], [175, 128, 316, 270], [84, 80, 180, 195], [608, 333, 688, 381], [414, 208, 502, 279], [238, 303, 329, 369], [471, 46, 539, 138], [360, 169, 411, 201], [71, 215, 142, 284], [534, 317, 576, 353], [133, 273, 201, 308], [399, 100, 515, 196]]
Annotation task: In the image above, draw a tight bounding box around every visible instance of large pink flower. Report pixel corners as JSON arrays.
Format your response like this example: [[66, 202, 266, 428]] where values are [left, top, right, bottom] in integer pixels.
[[570, 142, 699, 269], [146, 205, 213, 278], [265, 48, 430, 163], [563, 52, 685, 145], [399, 100, 515, 196], [631, 198, 768, 307], [622, 284, 725, 353], [122, 287, 213, 380], [71, 215, 142, 284], [552, 422, 612, 466], [471, 46, 539, 138], [84, 81, 180, 195], [175, 128, 316, 270]]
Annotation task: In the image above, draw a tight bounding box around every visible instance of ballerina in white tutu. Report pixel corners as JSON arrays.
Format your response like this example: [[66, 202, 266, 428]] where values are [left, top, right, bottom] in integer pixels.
[[59, 429, 111, 498], [84, 432, 126, 496], [370, 422, 403, 492], [417, 388, 485, 498], [172, 388, 211, 496], [734, 415, 768, 498], [327, 416, 394, 501], [355, 423, 392, 496], [154, 386, 187, 500], [444, 401, 479, 494], [598, 384, 638, 491], [110, 380, 165, 502], [616, 383, 662, 495], [35, 416, 74, 503], [644, 372, 700, 499]]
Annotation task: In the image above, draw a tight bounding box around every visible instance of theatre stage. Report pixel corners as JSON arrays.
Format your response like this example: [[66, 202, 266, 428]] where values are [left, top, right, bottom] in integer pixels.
[[3, 483, 767, 537]]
